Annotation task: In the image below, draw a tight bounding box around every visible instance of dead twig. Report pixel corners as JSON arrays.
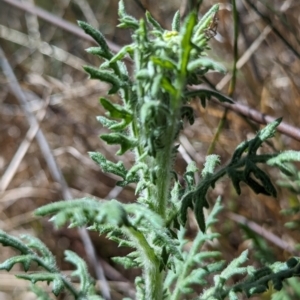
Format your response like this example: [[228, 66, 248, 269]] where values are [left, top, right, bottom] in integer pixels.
[[190, 86, 300, 142], [2, 0, 121, 53], [228, 212, 299, 256], [0, 94, 50, 192]]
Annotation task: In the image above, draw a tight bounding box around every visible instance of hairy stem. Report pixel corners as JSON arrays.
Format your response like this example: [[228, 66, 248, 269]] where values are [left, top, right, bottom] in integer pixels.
[[155, 110, 180, 219], [126, 226, 163, 299]]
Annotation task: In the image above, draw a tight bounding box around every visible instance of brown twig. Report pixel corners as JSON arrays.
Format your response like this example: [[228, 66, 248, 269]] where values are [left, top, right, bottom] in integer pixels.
[[190, 86, 300, 142], [228, 212, 299, 256], [211, 95, 300, 142], [1, 0, 121, 53]]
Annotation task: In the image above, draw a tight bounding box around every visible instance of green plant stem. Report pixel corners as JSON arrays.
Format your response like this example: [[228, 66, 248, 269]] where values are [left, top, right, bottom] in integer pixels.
[[207, 110, 227, 155], [228, 0, 239, 97], [155, 48, 191, 217], [126, 226, 163, 299], [156, 11, 198, 220], [155, 110, 179, 219], [207, 0, 238, 155]]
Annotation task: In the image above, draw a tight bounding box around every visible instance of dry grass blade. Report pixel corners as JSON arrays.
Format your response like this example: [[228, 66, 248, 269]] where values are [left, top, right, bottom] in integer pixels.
[[0, 96, 50, 192], [216, 25, 272, 91], [2, 0, 122, 53], [0, 24, 88, 71]]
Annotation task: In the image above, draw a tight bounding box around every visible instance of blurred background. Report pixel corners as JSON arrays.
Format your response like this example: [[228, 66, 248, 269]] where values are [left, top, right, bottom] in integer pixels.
[[0, 0, 300, 299]]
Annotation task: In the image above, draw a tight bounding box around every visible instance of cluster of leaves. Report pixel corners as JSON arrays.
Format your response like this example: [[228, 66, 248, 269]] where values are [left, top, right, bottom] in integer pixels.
[[1, 1, 300, 299], [201, 253, 300, 300], [0, 230, 102, 300], [36, 197, 225, 300], [180, 118, 300, 232], [2, 197, 300, 300]]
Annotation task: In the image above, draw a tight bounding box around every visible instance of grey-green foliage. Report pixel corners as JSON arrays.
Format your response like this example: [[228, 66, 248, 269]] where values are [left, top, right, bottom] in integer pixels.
[[0, 230, 103, 300], [1, 1, 300, 299], [200, 255, 300, 300]]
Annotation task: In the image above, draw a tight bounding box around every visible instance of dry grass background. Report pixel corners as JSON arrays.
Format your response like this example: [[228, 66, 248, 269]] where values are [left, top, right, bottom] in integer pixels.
[[0, 0, 300, 299]]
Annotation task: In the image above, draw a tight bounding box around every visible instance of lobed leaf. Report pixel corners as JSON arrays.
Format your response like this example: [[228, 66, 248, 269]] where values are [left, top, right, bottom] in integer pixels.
[[248, 118, 282, 154], [0, 255, 33, 272], [85, 47, 110, 60], [21, 235, 56, 267], [118, 0, 139, 30], [185, 88, 233, 107], [89, 152, 128, 179], [65, 250, 97, 295], [172, 11, 181, 32], [194, 4, 219, 37], [0, 230, 33, 255], [78, 21, 112, 59], [146, 11, 164, 32], [35, 198, 131, 228], [16, 273, 64, 296], [83, 66, 122, 94], [188, 57, 226, 73], [202, 154, 220, 179], [100, 133, 138, 155]]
